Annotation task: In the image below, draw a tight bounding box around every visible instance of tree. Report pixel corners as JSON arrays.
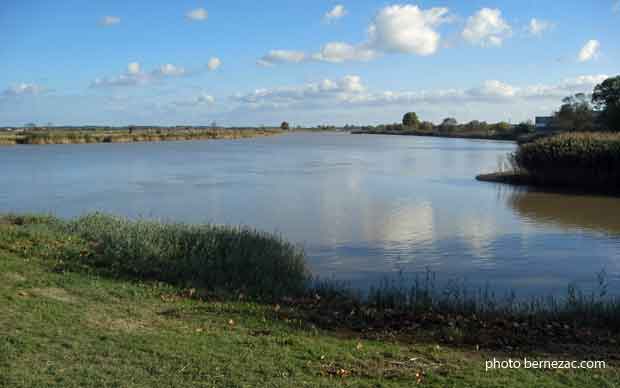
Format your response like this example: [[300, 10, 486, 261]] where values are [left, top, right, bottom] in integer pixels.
[[592, 75, 620, 131], [495, 122, 512, 131], [280, 121, 290, 130], [514, 120, 534, 134], [553, 93, 595, 131], [419, 121, 434, 132], [402, 112, 420, 128], [463, 120, 488, 132], [439, 118, 457, 132]]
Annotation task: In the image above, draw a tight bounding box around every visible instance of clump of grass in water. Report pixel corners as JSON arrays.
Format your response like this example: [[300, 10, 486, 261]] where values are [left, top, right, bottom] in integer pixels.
[[514, 131, 620, 190], [58, 213, 308, 299]]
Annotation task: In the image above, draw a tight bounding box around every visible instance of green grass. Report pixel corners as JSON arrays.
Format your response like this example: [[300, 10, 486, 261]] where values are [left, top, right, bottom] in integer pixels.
[[2, 222, 619, 387], [514, 132, 620, 190], [1, 213, 307, 299]]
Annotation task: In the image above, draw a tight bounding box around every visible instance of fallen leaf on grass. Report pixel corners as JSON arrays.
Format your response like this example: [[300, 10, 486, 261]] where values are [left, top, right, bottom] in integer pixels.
[[416, 370, 425, 384]]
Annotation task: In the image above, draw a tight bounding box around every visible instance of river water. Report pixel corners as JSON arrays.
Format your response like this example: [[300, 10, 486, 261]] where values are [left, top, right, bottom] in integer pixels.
[[2, 132, 619, 296]]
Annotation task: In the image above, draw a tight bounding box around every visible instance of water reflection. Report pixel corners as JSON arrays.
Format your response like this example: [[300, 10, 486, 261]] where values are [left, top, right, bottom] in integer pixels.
[[507, 190, 620, 237]]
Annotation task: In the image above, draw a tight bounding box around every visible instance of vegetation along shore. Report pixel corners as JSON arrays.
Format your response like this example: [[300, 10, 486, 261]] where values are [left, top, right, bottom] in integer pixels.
[[0, 127, 283, 146], [2, 213, 619, 387], [478, 75, 620, 194], [477, 132, 620, 194]]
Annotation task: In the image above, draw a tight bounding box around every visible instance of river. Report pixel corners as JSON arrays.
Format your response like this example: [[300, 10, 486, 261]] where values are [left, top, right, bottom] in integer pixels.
[[2, 132, 619, 296]]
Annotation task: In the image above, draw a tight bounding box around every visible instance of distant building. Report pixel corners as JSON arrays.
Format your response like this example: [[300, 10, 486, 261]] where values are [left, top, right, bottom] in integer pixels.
[[535, 116, 553, 130]]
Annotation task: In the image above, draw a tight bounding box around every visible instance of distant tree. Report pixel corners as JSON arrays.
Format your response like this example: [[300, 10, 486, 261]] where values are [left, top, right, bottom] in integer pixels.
[[280, 121, 290, 130], [439, 118, 457, 132], [402, 112, 420, 128], [592, 75, 620, 131], [419, 121, 434, 132], [463, 120, 488, 132], [514, 120, 535, 134], [553, 93, 595, 131], [495, 122, 512, 131], [385, 123, 404, 131]]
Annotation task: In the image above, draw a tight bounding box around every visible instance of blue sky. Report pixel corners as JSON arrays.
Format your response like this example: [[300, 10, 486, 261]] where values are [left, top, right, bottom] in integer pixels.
[[1, 0, 618, 126]]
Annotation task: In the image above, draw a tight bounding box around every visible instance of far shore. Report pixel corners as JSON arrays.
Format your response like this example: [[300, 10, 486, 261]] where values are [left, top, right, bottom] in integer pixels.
[[351, 129, 520, 141], [0, 127, 283, 146]]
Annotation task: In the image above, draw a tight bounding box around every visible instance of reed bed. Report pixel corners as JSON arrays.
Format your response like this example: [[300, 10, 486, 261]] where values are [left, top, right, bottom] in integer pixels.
[[514, 132, 620, 190], [0, 213, 307, 298], [0, 128, 282, 145]]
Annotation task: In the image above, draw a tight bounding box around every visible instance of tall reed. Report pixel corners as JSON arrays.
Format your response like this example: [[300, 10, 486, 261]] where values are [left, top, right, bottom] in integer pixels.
[[514, 132, 620, 190]]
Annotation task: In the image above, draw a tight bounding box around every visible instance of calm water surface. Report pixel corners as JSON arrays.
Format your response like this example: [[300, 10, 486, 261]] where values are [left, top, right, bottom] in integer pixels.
[[2, 132, 619, 296]]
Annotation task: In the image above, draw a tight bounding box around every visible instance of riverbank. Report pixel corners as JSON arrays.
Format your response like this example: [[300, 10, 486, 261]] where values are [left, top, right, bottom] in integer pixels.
[[0, 127, 282, 146], [1, 214, 619, 386], [351, 129, 520, 141]]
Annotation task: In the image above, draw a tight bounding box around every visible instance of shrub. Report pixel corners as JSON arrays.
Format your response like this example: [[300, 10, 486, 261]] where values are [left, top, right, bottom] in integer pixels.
[[514, 132, 620, 190]]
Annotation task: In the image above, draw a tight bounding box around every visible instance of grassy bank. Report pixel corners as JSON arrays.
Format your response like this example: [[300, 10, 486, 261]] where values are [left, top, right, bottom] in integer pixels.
[[478, 132, 620, 194], [0, 127, 282, 146], [1, 214, 619, 387], [1, 214, 620, 386]]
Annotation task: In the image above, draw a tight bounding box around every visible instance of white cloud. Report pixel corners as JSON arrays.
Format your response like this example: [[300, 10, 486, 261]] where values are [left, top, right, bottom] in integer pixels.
[[578, 39, 600, 62], [468, 80, 517, 99], [462, 8, 512, 47], [153, 64, 186, 77], [340, 75, 365, 93], [232, 74, 607, 113], [367, 5, 451, 55], [232, 75, 367, 107], [99, 16, 121, 26], [91, 62, 191, 88], [562, 74, 608, 88], [91, 73, 148, 88], [526, 18, 553, 36], [186, 8, 208, 21], [311, 42, 377, 63], [127, 62, 141, 75], [613, 1, 620, 13], [207, 57, 222, 71], [257, 50, 307, 66], [173, 93, 215, 107], [324, 5, 347, 22], [3, 83, 46, 96], [199, 94, 215, 104], [259, 4, 452, 66]]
